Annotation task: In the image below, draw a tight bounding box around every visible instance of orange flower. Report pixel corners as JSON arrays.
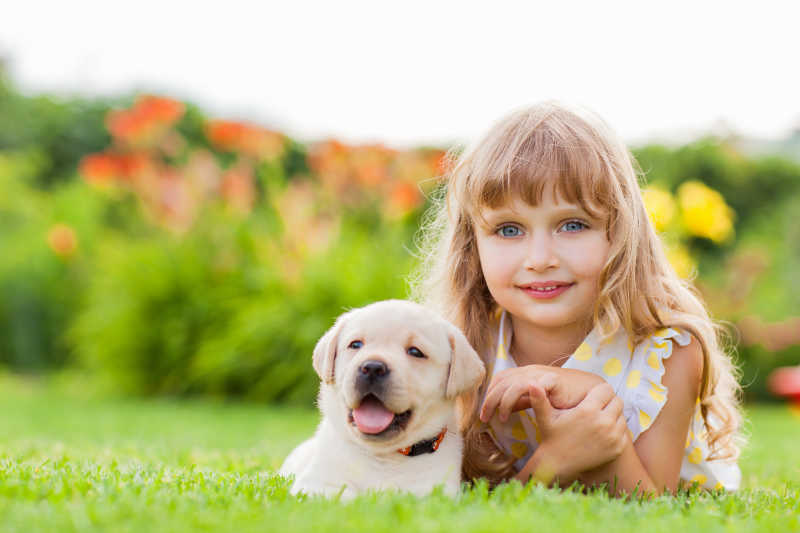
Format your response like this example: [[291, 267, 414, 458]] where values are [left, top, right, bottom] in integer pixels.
[[205, 120, 284, 160], [387, 181, 423, 217], [205, 121, 248, 151], [106, 109, 149, 142], [429, 150, 449, 177], [115, 152, 151, 183], [79, 152, 152, 186], [79, 153, 119, 185], [135, 95, 184, 124], [47, 224, 78, 258], [106, 95, 185, 146]]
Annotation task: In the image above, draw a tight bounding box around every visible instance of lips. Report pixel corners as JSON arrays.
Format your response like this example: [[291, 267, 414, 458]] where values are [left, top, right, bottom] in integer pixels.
[[519, 281, 574, 299]]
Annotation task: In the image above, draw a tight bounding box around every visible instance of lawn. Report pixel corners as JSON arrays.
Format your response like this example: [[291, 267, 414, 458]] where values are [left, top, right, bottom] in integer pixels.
[[1, 374, 798, 532]]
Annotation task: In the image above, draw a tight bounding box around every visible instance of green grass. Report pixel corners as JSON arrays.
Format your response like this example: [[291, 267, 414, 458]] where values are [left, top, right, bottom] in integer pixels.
[[1, 374, 799, 532]]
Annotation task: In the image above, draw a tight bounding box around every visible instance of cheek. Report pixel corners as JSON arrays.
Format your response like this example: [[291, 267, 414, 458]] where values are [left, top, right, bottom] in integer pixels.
[[477, 239, 517, 286], [566, 237, 609, 282], [335, 352, 357, 385], [409, 360, 450, 401]]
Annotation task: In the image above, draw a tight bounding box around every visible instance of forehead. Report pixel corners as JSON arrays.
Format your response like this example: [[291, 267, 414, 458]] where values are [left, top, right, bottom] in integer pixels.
[[341, 307, 447, 347], [461, 126, 614, 224], [475, 185, 603, 227]]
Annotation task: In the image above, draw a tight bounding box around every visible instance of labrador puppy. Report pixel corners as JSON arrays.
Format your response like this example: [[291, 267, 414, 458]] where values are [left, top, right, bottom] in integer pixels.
[[279, 300, 485, 498]]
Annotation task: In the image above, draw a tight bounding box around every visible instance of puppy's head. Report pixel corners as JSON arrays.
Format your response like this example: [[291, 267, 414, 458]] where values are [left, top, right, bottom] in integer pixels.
[[313, 300, 485, 450]]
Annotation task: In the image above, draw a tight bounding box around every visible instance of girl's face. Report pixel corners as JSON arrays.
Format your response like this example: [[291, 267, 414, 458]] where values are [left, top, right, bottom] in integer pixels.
[[474, 190, 611, 333]]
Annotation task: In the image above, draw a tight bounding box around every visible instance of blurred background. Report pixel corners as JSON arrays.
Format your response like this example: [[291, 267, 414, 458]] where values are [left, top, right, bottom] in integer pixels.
[[1, 1, 798, 407]]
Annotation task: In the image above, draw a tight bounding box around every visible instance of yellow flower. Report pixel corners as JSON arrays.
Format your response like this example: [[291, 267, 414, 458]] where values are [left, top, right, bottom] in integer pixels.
[[677, 181, 735, 243], [642, 186, 676, 232], [665, 242, 696, 279]]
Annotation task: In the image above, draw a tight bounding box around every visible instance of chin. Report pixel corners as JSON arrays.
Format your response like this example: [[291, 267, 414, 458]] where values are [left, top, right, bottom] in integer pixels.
[[511, 307, 588, 330]]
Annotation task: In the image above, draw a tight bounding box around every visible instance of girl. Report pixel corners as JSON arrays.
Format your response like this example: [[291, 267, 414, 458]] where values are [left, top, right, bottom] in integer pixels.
[[410, 102, 742, 495]]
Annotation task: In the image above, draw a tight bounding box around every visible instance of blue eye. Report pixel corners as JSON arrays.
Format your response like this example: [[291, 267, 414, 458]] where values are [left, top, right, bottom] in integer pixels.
[[348, 340, 363, 349], [497, 225, 522, 237], [561, 220, 587, 232]]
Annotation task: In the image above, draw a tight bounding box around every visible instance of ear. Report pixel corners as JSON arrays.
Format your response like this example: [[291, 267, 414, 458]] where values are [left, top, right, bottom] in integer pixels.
[[445, 323, 486, 399], [312, 311, 352, 384]]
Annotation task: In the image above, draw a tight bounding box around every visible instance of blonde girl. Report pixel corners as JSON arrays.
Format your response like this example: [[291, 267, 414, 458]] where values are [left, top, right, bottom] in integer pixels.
[[411, 102, 742, 495]]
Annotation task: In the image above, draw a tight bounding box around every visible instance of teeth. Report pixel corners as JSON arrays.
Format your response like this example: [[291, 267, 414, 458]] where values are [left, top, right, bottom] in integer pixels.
[[533, 286, 558, 291]]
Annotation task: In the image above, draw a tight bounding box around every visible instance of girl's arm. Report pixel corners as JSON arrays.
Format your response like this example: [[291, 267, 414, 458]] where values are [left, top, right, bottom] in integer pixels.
[[592, 335, 703, 495], [520, 337, 703, 495]]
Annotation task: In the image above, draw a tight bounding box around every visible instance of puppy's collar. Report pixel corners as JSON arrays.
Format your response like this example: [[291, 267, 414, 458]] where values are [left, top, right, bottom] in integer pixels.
[[397, 427, 447, 457]]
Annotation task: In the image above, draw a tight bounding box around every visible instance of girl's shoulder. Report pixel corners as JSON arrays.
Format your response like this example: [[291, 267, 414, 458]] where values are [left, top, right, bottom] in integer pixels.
[[627, 326, 700, 386], [636, 325, 693, 350], [611, 326, 703, 440]]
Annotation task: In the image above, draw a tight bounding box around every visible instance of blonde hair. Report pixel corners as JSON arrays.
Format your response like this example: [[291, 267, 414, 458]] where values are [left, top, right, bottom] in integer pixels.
[[409, 101, 743, 485]]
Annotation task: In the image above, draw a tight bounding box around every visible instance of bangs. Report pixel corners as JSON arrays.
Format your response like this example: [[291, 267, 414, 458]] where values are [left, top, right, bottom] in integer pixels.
[[460, 110, 617, 227]]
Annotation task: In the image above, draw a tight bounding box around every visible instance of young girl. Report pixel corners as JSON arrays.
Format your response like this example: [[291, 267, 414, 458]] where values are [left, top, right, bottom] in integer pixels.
[[410, 102, 743, 495]]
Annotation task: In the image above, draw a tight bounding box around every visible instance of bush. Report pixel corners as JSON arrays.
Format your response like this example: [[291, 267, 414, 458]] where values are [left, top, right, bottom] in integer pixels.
[[68, 206, 417, 405], [0, 152, 111, 369]]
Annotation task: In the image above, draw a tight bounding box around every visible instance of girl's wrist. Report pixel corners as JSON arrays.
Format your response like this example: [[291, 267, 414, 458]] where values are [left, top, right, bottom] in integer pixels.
[[515, 441, 577, 486]]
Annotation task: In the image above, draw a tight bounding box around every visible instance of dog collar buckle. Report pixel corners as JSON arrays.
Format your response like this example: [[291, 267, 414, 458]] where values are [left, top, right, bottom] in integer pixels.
[[398, 427, 447, 457]]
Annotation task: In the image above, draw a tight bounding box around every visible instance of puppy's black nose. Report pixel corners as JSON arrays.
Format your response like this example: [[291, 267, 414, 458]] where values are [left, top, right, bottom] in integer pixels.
[[359, 360, 389, 381]]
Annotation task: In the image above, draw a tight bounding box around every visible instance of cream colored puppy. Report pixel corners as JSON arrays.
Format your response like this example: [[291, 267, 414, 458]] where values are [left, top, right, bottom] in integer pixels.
[[280, 300, 485, 498]]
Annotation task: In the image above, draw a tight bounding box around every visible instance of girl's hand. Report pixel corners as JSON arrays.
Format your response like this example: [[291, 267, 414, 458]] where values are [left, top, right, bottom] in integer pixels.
[[517, 381, 629, 484], [479, 365, 604, 423]]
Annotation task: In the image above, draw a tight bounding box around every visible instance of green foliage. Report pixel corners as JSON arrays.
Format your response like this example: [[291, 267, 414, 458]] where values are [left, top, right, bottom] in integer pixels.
[[1, 66, 799, 404], [0, 70, 116, 187], [722, 194, 800, 400], [68, 207, 416, 405], [0, 377, 798, 532], [0, 153, 88, 369]]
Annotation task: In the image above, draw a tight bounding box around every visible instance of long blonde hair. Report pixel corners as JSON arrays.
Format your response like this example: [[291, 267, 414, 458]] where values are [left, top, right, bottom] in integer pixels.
[[409, 101, 743, 485]]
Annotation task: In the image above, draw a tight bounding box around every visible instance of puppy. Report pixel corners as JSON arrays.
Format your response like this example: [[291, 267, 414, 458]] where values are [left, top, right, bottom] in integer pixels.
[[280, 300, 485, 498]]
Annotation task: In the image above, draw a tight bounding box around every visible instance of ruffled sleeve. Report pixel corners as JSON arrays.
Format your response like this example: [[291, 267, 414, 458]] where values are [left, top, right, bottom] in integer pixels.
[[619, 327, 692, 441]]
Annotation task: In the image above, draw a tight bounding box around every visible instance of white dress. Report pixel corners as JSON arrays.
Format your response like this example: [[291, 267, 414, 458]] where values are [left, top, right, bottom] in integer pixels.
[[482, 310, 741, 490]]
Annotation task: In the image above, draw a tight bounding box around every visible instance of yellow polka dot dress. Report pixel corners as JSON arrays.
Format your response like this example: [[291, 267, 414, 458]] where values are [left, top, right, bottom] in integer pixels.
[[481, 310, 740, 490]]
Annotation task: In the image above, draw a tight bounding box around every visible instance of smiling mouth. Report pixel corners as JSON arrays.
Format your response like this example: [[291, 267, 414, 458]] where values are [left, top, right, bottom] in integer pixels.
[[348, 394, 412, 437], [519, 283, 574, 299]]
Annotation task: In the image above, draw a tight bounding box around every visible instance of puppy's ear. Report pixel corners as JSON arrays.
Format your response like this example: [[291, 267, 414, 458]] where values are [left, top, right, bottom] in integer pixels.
[[445, 323, 486, 399], [312, 311, 352, 384]]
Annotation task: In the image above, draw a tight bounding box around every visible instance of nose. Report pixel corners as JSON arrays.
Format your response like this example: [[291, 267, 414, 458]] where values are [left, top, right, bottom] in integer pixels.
[[358, 360, 390, 381], [524, 231, 559, 272]]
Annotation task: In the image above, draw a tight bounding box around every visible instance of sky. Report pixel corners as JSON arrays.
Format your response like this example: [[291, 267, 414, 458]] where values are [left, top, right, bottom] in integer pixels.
[[2, 0, 798, 148]]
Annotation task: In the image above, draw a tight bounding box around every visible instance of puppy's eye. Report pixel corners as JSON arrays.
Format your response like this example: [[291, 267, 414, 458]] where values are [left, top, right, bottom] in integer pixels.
[[407, 346, 426, 359], [348, 340, 363, 350]]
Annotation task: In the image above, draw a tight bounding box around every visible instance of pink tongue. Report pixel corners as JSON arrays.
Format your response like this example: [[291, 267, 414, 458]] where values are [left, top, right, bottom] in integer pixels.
[[352, 396, 395, 434]]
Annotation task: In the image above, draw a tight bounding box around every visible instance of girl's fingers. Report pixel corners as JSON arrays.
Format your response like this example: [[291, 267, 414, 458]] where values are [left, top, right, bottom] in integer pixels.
[[479, 370, 524, 422], [579, 382, 616, 412], [479, 382, 505, 422], [602, 395, 624, 420], [527, 383, 553, 425], [497, 382, 528, 422], [533, 372, 558, 394]]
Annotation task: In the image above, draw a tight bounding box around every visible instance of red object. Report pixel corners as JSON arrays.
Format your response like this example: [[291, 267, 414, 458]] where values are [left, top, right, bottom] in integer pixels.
[[767, 366, 800, 402]]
